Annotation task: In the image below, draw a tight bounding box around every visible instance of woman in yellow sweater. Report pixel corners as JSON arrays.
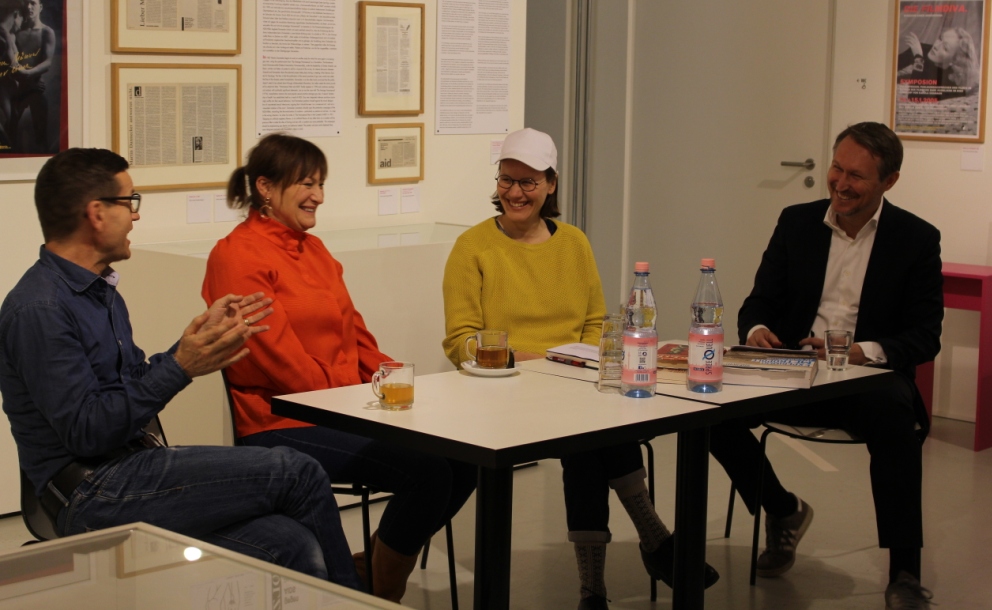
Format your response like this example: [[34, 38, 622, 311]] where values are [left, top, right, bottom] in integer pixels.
[[441, 128, 717, 609]]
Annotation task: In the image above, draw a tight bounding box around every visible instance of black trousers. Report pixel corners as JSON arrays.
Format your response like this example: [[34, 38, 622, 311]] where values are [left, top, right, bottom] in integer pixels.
[[560, 441, 645, 534], [709, 373, 923, 549]]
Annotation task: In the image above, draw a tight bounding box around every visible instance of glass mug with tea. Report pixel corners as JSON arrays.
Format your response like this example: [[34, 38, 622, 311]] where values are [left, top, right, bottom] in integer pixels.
[[372, 361, 415, 410], [825, 329, 853, 371], [465, 330, 510, 369]]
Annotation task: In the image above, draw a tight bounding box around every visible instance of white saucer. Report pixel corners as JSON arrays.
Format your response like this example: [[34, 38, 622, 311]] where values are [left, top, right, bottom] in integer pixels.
[[460, 361, 518, 377]]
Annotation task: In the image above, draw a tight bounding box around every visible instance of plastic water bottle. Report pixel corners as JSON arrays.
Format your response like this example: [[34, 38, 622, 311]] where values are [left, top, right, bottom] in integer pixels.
[[687, 258, 724, 393], [621, 262, 658, 398]]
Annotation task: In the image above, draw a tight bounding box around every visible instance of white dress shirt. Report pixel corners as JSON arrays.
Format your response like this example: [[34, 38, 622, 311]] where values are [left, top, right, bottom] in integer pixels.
[[812, 200, 886, 363], [748, 200, 887, 364]]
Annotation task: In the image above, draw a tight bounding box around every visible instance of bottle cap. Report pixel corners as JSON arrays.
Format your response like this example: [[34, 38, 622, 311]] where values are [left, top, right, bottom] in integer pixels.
[[701, 258, 715, 268], [634, 261, 650, 272]]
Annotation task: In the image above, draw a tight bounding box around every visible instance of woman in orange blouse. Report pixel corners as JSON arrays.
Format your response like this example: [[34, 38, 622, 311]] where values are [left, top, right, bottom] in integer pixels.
[[202, 134, 475, 603]]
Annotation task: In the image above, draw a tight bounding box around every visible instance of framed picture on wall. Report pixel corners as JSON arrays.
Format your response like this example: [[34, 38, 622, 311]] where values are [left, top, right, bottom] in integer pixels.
[[367, 123, 424, 183], [890, 0, 990, 142], [111, 63, 242, 191], [110, 0, 241, 55], [0, 0, 83, 181], [358, 2, 425, 116]]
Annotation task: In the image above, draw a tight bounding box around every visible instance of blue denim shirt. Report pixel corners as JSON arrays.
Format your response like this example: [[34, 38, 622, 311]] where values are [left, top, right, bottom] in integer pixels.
[[0, 247, 191, 496]]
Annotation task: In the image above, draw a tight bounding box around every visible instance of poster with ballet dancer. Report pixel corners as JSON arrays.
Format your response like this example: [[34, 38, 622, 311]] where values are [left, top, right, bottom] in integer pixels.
[[891, 0, 990, 142]]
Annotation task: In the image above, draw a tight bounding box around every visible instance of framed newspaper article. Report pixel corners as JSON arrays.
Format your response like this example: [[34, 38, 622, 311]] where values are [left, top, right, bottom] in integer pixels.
[[111, 64, 242, 191], [111, 0, 241, 55], [367, 123, 424, 184], [358, 2, 425, 115], [891, 0, 990, 142]]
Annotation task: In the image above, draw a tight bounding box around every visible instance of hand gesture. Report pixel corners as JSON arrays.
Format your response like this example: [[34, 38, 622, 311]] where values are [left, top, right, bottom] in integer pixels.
[[746, 327, 783, 349], [174, 293, 274, 378]]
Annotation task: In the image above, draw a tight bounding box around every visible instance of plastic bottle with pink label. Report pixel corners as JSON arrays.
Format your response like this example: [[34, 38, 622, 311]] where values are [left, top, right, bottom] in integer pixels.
[[620, 262, 658, 398], [687, 258, 724, 393]]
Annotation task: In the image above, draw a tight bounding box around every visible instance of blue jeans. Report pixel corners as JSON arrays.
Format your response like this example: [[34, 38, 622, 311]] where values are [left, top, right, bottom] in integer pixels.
[[560, 441, 646, 536], [58, 445, 362, 590], [243, 426, 477, 556]]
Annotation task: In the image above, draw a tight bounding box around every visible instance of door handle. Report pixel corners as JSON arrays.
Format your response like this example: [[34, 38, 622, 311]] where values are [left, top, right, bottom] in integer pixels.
[[781, 158, 815, 171]]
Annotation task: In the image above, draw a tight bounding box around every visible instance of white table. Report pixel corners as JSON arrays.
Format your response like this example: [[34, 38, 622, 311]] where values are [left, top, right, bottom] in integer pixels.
[[273, 364, 894, 610]]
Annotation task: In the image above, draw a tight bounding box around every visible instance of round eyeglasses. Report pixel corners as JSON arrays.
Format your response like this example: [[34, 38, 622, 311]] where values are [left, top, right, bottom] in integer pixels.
[[495, 175, 545, 192], [98, 193, 142, 213]]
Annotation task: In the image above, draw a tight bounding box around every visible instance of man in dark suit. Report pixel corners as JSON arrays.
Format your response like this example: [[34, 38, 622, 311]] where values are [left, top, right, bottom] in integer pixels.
[[710, 122, 941, 610]]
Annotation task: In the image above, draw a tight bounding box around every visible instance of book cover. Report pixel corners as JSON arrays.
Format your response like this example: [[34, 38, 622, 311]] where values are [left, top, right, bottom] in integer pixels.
[[723, 346, 818, 389]]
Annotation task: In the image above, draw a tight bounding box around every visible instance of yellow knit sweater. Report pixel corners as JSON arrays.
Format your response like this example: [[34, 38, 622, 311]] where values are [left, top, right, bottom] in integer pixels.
[[442, 218, 607, 367]]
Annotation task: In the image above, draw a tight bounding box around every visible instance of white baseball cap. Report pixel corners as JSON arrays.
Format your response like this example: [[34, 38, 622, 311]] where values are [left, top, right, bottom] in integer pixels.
[[497, 128, 558, 172]]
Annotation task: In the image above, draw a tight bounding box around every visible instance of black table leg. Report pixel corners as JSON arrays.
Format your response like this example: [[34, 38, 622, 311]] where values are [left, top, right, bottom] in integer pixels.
[[673, 426, 710, 610], [474, 465, 514, 610]]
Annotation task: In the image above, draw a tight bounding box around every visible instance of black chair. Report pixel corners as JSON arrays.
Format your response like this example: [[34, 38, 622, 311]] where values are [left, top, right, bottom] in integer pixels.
[[20, 467, 57, 543], [221, 370, 459, 608], [640, 438, 658, 602], [20, 415, 169, 545], [723, 422, 864, 585]]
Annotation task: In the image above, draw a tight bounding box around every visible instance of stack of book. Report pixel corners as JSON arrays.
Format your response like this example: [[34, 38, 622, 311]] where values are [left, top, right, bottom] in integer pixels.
[[546, 342, 819, 389], [723, 346, 818, 389]]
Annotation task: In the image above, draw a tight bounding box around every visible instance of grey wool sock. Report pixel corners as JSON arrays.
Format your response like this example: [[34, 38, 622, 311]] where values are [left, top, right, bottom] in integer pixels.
[[616, 484, 672, 553], [574, 542, 607, 599]]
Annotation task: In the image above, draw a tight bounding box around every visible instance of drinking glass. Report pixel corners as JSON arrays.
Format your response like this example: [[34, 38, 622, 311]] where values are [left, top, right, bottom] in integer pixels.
[[598, 313, 626, 392], [465, 330, 510, 369], [372, 362, 415, 410], [825, 330, 853, 371]]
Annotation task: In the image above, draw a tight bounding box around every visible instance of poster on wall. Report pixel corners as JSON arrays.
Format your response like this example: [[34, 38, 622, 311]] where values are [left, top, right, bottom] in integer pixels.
[[891, 0, 990, 142], [0, 0, 69, 158], [255, 0, 342, 138], [434, 0, 511, 135]]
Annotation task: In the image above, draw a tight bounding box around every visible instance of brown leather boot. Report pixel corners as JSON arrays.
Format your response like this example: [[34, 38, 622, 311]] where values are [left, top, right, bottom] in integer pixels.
[[353, 531, 377, 591], [371, 536, 420, 603]]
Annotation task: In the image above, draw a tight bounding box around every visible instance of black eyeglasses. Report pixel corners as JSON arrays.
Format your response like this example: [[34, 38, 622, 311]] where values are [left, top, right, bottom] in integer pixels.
[[495, 175, 545, 192], [98, 193, 142, 213]]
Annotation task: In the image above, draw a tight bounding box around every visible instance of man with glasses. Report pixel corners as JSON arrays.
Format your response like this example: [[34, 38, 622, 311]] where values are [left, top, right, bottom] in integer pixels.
[[0, 148, 362, 589]]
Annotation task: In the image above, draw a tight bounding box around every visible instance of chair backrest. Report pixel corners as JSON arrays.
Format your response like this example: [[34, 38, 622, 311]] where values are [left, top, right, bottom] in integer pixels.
[[19, 414, 169, 543], [20, 467, 58, 542], [220, 369, 243, 446], [146, 413, 168, 447], [763, 421, 863, 444]]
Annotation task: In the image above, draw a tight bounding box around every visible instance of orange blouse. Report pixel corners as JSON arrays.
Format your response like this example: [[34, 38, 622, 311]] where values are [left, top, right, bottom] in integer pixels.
[[202, 210, 390, 437]]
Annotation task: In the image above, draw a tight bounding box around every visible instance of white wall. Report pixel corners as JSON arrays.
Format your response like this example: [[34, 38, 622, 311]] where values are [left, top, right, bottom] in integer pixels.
[[0, 0, 528, 513], [830, 0, 987, 422]]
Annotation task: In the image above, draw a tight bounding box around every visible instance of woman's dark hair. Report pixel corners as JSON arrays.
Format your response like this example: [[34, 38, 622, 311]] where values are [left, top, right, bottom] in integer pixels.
[[227, 133, 328, 210], [35, 148, 130, 241], [490, 165, 560, 219]]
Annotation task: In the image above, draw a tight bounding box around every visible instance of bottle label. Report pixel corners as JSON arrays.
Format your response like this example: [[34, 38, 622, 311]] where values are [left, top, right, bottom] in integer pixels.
[[622, 335, 657, 384], [688, 331, 723, 382]]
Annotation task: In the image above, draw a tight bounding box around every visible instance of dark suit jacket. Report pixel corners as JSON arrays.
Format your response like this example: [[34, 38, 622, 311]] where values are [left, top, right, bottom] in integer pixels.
[[738, 199, 943, 433]]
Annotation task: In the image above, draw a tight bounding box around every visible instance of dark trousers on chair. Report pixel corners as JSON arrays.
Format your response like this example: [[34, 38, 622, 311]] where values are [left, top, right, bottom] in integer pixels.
[[242, 426, 477, 556], [710, 374, 923, 550], [561, 441, 646, 535]]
